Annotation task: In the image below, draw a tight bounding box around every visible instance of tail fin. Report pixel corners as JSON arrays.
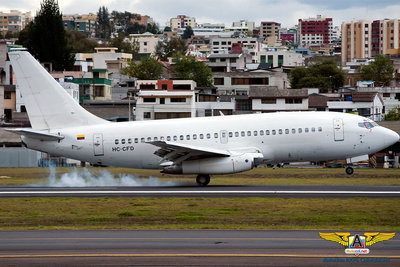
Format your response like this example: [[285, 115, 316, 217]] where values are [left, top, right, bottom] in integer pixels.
[[9, 51, 109, 130]]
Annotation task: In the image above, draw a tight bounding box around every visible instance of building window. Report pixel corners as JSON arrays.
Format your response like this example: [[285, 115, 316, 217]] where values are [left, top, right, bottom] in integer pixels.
[[261, 99, 276, 104], [285, 98, 302, 104], [4, 91, 12, 99], [170, 98, 186, 103], [94, 86, 104, 97], [143, 112, 151, 119], [214, 78, 224, 85], [143, 98, 156, 102]]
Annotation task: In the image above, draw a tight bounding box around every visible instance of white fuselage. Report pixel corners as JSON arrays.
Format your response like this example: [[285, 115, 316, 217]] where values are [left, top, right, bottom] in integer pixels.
[[22, 112, 398, 172]]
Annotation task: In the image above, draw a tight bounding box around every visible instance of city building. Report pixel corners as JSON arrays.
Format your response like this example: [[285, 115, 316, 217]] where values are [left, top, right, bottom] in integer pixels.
[[127, 32, 161, 58], [299, 15, 333, 46], [257, 50, 304, 68], [0, 10, 32, 34], [342, 19, 400, 64], [227, 20, 255, 34], [209, 36, 260, 62], [170, 15, 197, 31], [259, 21, 281, 42], [207, 53, 252, 72], [62, 13, 97, 36]]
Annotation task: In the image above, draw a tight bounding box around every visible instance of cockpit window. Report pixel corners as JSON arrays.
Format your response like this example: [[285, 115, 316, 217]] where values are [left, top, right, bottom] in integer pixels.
[[358, 122, 375, 129]]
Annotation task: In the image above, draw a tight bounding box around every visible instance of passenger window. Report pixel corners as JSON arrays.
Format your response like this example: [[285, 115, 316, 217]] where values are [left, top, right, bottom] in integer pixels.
[[305, 128, 309, 133], [160, 136, 165, 141], [180, 135, 184, 140], [134, 138, 138, 143], [279, 129, 283, 135], [121, 139, 126, 144], [318, 127, 322, 132], [311, 127, 315, 132], [214, 133, 218, 138], [193, 134, 197, 140], [272, 130, 276, 135], [115, 139, 119, 144], [285, 129, 289, 134], [260, 130, 264, 136], [186, 135, 190, 140], [147, 137, 152, 142], [247, 131, 251, 136], [266, 130, 270, 135], [235, 132, 239, 137], [241, 131, 245, 137], [229, 132, 233, 138], [292, 129, 296, 134], [298, 128, 302, 133], [141, 138, 145, 143], [173, 136, 177, 141], [154, 137, 158, 141], [200, 134, 204, 139], [207, 133, 211, 139], [167, 136, 171, 141], [128, 138, 132, 144], [254, 130, 258, 136]]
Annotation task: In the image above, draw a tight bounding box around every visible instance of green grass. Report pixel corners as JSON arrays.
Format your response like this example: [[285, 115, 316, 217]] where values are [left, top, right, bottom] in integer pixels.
[[0, 197, 398, 230], [0, 166, 399, 186]]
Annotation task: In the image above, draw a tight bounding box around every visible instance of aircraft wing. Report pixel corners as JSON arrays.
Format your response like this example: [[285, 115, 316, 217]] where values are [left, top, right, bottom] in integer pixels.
[[148, 141, 264, 165], [149, 141, 231, 164]]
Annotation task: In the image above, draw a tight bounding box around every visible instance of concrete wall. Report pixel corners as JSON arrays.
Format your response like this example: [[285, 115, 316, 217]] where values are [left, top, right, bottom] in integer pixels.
[[0, 147, 41, 167]]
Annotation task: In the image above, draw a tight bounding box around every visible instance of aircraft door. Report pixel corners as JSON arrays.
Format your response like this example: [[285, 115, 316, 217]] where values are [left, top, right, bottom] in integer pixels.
[[333, 118, 344, 141], [93, 133, 104, 156], [220, 130, 228, 144]]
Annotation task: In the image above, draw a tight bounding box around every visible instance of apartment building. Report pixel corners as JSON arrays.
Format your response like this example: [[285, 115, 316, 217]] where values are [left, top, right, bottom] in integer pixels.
[[259, 21, 281, 42], [0, 10, 32, 34], [299, 15, 333, 46], [258, 50, 304, 68], [170, 15, 196, 31], [62, 13, 97, 36], [341, 19, 400, 64], [127, 32, 160, 58]]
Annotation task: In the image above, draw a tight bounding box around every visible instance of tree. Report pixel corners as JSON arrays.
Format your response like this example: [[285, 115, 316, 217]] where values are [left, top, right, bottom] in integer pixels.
[[122, 56, 163, 80], [16, 0, 74, 71], [155, 37, 187, 61], [384, 108, 400, 121], [96, 6, 111, 39], [163, 26, 171, 32], [110, 33, 139, 58], [66, 29, 98, 53], [290, 59, 345, 92], [361, 54, 394, 86], [174, 56, 213, 87], [182, 26, 194, 40]]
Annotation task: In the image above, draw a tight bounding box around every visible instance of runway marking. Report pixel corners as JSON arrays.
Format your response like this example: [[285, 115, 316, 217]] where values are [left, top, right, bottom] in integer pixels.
[[0, 237, 324, 241], [1, 190, 400, 195], [0, 254, 399, 258]]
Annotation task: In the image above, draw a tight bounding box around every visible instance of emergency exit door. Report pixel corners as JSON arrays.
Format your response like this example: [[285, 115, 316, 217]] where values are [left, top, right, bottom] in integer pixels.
[[333, 118, 344, 141], [93, 133, 104, 156]]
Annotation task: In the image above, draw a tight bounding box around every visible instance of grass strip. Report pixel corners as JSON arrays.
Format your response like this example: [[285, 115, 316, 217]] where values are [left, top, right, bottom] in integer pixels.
[[0, 197, 399, 230]]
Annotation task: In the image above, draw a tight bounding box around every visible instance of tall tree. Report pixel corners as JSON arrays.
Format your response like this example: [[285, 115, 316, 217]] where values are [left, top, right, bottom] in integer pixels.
[[174, 56, 213, 87], [361, 54, 394, 86], [182, 26, 194, 40], [290, 59, 345, 92], [155, 37, 187, 61], [17, 0, 73, 70], [96, 6, 111, 39], [66, 29, 98, 53], [122, 56, 163, 80]]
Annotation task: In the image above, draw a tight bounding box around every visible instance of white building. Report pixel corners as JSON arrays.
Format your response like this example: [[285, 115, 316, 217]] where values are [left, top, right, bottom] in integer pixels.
[[358, 86, 400, 115], [210, 37, 259, 55], [231, 20, 255, 32], [170, 15, 197, 31], [257, 50, 304, 67], [127, 32, 161, 57], [135, 90, 196, 120]]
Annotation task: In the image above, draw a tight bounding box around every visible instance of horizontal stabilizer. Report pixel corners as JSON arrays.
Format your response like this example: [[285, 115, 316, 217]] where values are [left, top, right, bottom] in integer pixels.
[[6, 129, 64, 141]]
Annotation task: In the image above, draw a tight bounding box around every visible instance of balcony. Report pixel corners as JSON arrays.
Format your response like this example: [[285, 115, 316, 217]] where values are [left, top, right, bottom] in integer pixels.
[[72, 78, 111, 86]]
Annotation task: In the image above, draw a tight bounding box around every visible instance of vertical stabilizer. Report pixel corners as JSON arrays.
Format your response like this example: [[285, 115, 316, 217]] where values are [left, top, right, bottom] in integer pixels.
[[9, 51, 109, 130]]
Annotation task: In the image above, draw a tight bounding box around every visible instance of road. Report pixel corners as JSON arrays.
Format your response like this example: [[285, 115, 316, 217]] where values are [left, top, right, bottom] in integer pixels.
[[0, 185, 399, 198], [0, 230, 399, 266]]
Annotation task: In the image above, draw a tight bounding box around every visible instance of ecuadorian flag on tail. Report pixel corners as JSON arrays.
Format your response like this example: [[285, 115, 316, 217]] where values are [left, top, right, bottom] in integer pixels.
[[77, 135, 85, 140]]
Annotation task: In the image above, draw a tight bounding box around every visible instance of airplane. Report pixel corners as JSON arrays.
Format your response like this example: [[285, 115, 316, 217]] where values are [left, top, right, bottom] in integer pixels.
[[7, 51, 400, 186]]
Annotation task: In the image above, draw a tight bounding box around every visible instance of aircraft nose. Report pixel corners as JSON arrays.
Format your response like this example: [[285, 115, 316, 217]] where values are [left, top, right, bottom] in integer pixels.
[[384, 128, 399, 147]]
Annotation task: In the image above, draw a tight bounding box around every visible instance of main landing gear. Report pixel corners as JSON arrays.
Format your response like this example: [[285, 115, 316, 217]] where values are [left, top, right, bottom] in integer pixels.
[[345, 166, 354, 175], [196, 174, 210, 186]]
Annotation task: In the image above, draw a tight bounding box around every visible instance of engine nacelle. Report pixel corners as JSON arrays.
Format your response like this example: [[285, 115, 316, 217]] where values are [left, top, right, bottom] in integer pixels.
[[181, 154, 255, 174]]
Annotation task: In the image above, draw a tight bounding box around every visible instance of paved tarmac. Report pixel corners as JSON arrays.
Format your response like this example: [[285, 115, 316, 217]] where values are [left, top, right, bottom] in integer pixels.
[[0, 230, 399, 266], [0, 185, 400, 198]]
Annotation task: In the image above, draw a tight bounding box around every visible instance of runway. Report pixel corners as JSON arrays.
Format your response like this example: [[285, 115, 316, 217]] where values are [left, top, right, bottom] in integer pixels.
[[0, 230, 399, 266], [0, 185, 400, 198]]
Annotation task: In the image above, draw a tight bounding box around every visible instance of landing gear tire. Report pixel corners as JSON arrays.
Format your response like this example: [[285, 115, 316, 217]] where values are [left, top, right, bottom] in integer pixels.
[[345, 166, 354, 175], [196, 174, 210, 186]]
